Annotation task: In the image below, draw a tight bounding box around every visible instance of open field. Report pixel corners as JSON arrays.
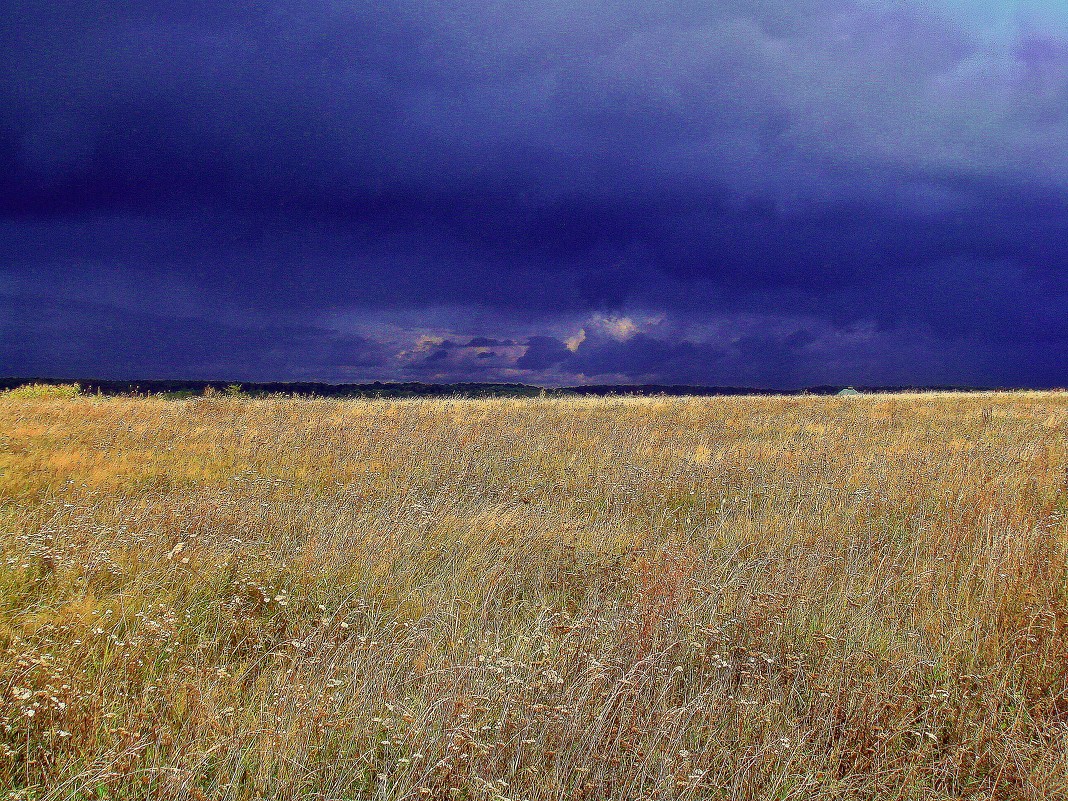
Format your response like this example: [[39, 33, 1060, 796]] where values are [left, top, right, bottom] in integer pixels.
[[0, 390, 1066, 800]]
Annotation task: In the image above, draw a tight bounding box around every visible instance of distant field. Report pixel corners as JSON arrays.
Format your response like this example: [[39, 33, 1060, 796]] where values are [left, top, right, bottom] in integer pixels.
[[0, 390, 1066, 800]]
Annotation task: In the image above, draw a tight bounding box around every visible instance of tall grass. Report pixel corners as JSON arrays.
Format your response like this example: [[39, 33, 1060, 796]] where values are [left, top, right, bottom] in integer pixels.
[[2, 383, 82, 400], [0, 392, 1065, 800]]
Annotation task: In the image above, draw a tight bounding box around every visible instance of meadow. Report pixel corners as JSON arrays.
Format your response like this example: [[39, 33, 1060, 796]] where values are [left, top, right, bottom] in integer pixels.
[[0, 388, 1066, 800]]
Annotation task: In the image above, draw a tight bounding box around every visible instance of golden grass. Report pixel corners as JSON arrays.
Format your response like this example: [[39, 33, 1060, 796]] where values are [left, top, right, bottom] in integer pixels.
[[0, 391, 1065, 800]]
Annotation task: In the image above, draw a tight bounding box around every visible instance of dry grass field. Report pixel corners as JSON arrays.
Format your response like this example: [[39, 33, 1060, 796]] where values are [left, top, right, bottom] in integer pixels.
[[0, 388, 1066, 800]]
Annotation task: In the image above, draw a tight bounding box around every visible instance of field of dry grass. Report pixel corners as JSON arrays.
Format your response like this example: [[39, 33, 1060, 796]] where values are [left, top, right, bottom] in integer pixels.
[[0, 389, 1066, 800]]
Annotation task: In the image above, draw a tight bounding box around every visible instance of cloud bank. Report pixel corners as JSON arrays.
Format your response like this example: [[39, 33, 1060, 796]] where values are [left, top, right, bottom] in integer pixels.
[[2, 1, 1067, 386]]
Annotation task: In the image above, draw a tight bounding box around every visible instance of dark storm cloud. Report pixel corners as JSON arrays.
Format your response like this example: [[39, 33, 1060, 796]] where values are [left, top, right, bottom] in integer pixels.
[[0, 292, 390, 381], [516, 337, 573, 371], [2, 1, 1067, 385]]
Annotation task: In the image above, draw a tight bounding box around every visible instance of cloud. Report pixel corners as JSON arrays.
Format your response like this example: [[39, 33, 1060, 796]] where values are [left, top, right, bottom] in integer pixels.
[[2, 1, 1068, 386], [4, 0, 1067, 213], [0, 292, 391, 381], [516, 336, 572, 371]]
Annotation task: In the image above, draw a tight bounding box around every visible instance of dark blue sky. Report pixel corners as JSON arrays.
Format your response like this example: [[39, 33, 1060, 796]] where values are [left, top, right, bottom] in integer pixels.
[[2, 1, 1067, 387]]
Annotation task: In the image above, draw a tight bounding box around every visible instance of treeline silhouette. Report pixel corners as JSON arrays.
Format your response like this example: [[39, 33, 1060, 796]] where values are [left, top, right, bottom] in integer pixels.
[[0, 377, 1008, 398]]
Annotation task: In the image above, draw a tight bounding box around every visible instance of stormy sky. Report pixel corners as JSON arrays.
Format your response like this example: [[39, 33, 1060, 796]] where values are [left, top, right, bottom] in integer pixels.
[[2, 1, 1068, 387]]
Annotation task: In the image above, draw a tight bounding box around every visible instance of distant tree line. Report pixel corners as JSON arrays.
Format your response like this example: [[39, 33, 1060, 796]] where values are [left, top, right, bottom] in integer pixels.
[[0, 377, 1011, 398]]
